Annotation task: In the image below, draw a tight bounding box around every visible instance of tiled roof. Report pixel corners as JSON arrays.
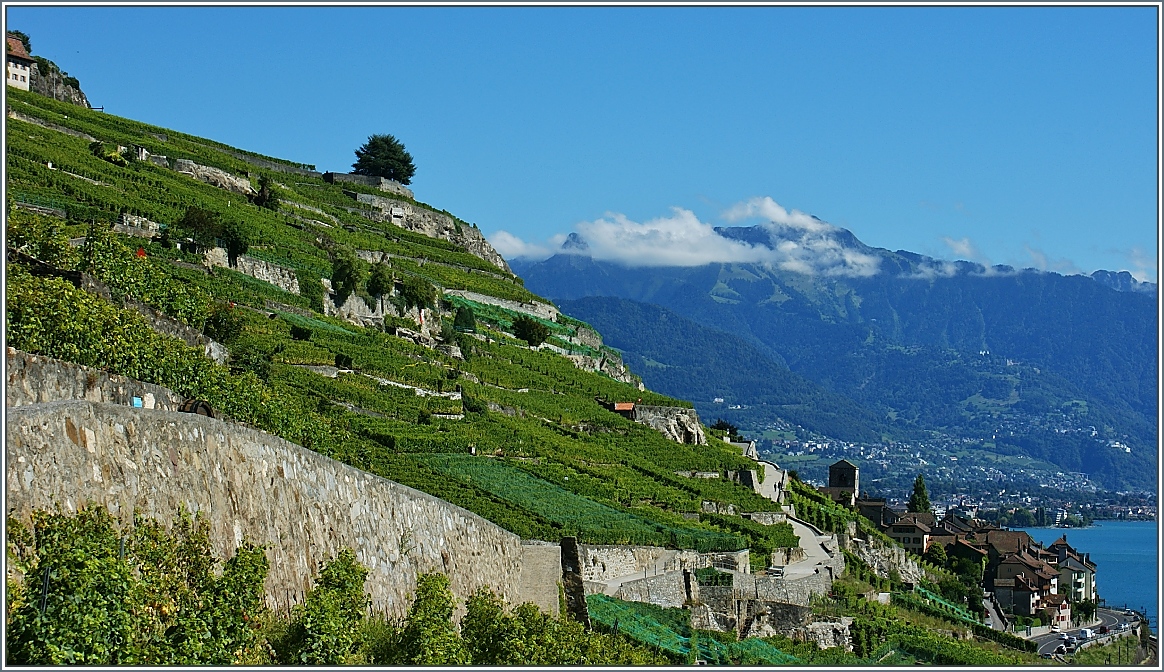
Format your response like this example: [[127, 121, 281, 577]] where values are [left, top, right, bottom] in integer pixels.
[[6, 35, 32, 61]]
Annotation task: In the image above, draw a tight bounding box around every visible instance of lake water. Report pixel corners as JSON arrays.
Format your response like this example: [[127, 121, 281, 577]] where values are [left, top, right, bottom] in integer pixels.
[[1015, 520, 1159, 631]]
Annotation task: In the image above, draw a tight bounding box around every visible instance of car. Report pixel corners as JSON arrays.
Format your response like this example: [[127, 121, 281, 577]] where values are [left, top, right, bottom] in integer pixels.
[[1098, 625, 1109, 635], [1055, 645, 1067, 654], [1041, 652, 1053, 659], [1051, 624, 1061, 632]]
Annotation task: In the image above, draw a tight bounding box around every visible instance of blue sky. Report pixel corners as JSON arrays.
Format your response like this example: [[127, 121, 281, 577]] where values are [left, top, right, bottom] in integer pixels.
[[6, 5, 1158, 279]]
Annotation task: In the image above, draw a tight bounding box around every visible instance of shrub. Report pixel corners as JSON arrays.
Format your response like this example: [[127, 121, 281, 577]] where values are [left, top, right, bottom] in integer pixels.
[[203, 302, 244, 343], [276, 549, 369, 665]]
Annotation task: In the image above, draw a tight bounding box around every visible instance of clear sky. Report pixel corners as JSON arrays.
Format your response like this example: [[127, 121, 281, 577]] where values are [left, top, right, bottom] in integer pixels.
[[5, 4, 1159, 280]]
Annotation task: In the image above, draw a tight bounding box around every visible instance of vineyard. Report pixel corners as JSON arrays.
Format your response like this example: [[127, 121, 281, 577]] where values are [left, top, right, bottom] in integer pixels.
[[5, 88, 796, 563]]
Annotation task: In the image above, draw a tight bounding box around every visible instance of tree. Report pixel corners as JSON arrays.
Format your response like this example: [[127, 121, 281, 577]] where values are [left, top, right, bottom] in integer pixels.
[[331, 247, 369, 306], [924, 541, 948, 568], [398, 274, 437, 312], [907, 473, 931, 514], [512, 315, 550, 347], [394, 574, 469, 665], [172, 206, 222, 254], [251, 175, 279, 210], [367, 263, 394, 298], [453, 306, 476, 333], [203, 302, 244, 343], [219, 220, 250, 266], [351, 134, 416, 185]]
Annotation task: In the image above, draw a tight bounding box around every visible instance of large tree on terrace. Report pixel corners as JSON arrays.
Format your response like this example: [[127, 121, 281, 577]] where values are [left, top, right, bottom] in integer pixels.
[[351, 134, 416, 185]]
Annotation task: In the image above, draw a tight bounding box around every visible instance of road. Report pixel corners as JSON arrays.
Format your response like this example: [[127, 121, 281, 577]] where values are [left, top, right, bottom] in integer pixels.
[[1031, 607, 1138, 656]]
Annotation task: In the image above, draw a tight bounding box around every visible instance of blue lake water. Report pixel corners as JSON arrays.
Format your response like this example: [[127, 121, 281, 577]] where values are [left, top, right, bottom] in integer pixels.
[[1015, 520, 1159, 631]]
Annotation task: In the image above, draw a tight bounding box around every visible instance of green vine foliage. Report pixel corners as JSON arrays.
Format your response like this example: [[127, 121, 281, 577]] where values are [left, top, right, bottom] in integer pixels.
[[6, 506, 269, 666], [278, 549, 370, 665], [79, 223, 209, 326], [6, 266, 337, 450]]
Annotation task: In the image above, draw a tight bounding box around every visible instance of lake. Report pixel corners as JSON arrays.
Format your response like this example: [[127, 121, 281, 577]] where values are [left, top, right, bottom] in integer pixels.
[[1015, 520, 1158, 631]]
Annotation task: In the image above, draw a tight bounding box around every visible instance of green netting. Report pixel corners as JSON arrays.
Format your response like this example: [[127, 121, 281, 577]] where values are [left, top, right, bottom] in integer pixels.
[[585, 594, 801, 665], [276, 310, 358, 336], [914, 586, 982, 623]]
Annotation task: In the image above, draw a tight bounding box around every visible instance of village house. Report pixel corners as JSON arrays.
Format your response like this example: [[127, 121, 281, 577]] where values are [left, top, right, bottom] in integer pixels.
[[7, 34, 33, 91], [994, 574, 1040, 616], [886, 512, 934, 554], [1042, 593, 1072, 629], [1048, 535, 1098, 603]]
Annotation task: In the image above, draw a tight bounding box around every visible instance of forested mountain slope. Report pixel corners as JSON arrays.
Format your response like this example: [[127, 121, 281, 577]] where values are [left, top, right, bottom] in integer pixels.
[[514, 225, 1158, 492]]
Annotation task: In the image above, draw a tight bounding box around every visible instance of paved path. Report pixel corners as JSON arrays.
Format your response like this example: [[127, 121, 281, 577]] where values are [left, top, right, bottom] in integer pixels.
[[782, 516, 834, 579]]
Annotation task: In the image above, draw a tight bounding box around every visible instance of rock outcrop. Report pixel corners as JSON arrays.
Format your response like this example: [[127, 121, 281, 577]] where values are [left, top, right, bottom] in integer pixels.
[[632, 405, 707, 445], [842, 535, 926, 585], [173, 159, 254, 196], [30, 60, 89, 108], [343, 191, 511, 273]]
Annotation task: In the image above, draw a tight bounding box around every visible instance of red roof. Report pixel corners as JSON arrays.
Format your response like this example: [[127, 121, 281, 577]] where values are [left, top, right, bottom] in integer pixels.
[[612, 402, 635, 411], [6, 35, 32, 61]]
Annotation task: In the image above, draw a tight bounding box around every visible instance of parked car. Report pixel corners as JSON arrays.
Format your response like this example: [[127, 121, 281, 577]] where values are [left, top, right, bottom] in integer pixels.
[[1041, 652, 1053, 659], [1098, 625, 1109, 635], [1080, 628, 1094, 640], [1055, 644, 1067, 654], [1051, 624, 1061, 632], [1058, 633, 1070, 641]]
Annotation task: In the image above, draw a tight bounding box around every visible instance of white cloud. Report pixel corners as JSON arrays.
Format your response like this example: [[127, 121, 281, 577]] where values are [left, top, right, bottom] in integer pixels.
[[1126, 246, 1158, 283], [904, 261, 961, 280], [942, 236, 983, 262], [487, 230, 556, 261], [721, 196, 831, 233], [572, 208, 772, 267], [490, 197, 883, 277], [1022, 245, 1085, 276]]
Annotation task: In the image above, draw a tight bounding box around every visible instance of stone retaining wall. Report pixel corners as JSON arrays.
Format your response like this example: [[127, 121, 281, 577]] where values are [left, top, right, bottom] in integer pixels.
[[6, 349, 185, 411], [5, 400, 555, 619], [614, 571, 688, 609], [204, 247, 300, 296]]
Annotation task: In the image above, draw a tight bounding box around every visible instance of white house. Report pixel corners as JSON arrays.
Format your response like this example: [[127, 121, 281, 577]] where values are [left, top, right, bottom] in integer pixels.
[[6, 35, 33, 91]]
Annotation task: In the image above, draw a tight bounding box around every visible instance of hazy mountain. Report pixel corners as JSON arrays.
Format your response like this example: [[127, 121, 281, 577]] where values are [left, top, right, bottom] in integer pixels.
[[513, 224, 1159, 491]]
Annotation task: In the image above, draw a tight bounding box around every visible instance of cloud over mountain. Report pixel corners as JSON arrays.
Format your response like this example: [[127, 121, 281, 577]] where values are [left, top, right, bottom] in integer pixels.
[[488, 197, 882, 276]]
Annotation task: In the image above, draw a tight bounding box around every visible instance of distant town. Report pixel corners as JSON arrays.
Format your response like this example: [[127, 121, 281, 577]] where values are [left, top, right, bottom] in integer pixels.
[[758, 430, 1156, 524]]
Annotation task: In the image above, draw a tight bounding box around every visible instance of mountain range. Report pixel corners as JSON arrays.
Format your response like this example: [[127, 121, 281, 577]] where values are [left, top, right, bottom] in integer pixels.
[[512, 222, 1159, 492]]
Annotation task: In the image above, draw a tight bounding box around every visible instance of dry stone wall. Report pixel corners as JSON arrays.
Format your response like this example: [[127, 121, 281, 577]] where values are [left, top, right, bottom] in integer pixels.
[[5, 400, 558, 619], [613, 571, 688, 609], [204, 247, 300, 296], [173, 159, 254, 196]]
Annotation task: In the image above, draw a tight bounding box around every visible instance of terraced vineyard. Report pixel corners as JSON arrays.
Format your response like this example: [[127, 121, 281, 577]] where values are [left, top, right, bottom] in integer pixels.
[[5, 86, 785, 555]]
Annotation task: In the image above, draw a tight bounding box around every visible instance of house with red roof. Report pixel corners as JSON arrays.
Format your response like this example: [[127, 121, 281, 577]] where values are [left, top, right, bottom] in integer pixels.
[[6, 34, 33, 91]]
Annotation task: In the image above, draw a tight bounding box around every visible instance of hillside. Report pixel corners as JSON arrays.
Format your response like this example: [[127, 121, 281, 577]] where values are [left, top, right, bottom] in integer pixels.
[[4, 85, 804, 557], [512, 227, 1158, 492]]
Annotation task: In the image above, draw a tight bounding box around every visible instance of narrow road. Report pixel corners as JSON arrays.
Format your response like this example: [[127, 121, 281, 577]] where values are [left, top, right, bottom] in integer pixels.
[[1031, 607, 1137, 655]]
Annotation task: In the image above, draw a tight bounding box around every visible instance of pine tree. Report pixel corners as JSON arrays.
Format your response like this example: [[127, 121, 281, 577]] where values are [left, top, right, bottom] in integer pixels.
[[907, 473, 931, 514]]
